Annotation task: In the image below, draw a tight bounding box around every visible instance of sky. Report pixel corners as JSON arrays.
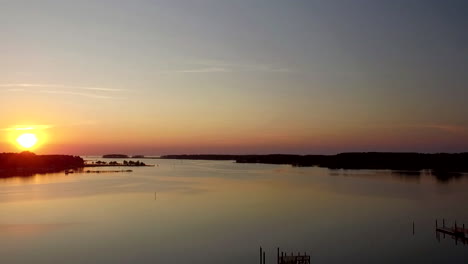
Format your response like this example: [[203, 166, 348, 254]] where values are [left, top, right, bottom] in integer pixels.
[[1, 0, 467, 155]]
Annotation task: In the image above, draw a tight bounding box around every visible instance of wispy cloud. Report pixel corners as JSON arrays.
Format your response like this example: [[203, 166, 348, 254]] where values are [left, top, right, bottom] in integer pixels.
[[420, 124, 467, 134], [39, 90, 115, 99], [160, 60, 292, 74], [196, 59, 292, 72], [6, 88, 25, 92], [0, 83, 125, 92], [167, 67, 231, 73], [0, 125, 54, 131], [397, 123, 468, 134], [0, 121, 100, 132], [0, 83, 123, 99]]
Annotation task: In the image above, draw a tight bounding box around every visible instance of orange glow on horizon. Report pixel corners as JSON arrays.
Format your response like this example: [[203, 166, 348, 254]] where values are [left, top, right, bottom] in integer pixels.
[[4, 126, 48, 152]]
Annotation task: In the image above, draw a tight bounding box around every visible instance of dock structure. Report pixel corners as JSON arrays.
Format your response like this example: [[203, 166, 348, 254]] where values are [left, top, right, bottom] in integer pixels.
[[260, 247, 310, 264], [278, 248, 311, 264], [435, 219, 468, 245], [278, 255, 310, 264], [260, 247, 266, 264], [260, 247, 311, 264]]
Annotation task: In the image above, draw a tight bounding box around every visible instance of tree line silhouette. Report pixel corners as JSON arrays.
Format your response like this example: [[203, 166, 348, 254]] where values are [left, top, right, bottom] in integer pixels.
[[0, 151, 84, 177], [161, 153, 468, 171]]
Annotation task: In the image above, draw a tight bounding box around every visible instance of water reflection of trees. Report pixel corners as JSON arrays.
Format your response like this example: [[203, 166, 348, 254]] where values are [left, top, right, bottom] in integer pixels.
[[394, 170, 465, 183], [390, 170, 422, 183], [0, 168, 65, 178], [329, 169, 467, 184], [432, 171, 464, 183], [0, 168, 86, 183]]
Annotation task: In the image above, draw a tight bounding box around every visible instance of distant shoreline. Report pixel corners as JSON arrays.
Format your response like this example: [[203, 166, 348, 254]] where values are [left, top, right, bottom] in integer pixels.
[[159, 153, 468, 172], [2, 152, 467, 181]]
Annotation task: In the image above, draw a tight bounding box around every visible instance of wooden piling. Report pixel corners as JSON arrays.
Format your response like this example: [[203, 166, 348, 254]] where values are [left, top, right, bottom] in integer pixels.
[[260, 247, 262, 264], [263, 252, 265, 264], [277, 248, 280, 264]]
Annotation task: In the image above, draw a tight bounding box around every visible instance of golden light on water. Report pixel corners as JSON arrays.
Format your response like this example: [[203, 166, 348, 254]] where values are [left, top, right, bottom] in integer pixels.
[[16, 133, 38, 149]]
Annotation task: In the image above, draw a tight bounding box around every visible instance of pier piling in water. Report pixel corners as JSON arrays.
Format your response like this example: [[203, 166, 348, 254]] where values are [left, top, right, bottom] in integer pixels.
[[435, 219, 468, 246], [259, 247, 266, 264], [262, 246, 311, 263], [277, 248, 280, 263]]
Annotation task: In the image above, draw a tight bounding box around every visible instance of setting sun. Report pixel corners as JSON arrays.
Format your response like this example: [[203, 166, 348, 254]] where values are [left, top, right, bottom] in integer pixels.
[[16, 133, 38, 149]]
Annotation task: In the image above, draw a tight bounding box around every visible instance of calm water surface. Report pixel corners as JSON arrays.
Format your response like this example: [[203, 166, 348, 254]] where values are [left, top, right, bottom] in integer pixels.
[[1, 159, 467, 263]]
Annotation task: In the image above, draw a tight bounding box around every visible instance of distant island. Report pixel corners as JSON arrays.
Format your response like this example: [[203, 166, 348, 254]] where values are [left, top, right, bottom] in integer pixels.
[[102, 154, 129, 158], [102, 154, 159, 159], [102, 154, 146, 159], [86, 160, 150, 167], [160, 153, 468, 172]]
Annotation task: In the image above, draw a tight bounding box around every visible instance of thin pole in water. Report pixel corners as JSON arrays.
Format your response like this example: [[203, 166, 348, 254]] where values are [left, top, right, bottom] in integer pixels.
[[260, 247, 262, 264], [277, 248, 279, 264]]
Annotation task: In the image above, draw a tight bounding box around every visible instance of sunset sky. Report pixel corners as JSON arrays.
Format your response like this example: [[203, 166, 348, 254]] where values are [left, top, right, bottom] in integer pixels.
[[1, 0, 467, 155]]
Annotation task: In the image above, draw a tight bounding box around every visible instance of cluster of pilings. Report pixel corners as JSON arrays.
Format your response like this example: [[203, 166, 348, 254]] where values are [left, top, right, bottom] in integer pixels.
[[260, 247, 266, 264], [259, 247, 311, 264], [435, 219, 467, 246]]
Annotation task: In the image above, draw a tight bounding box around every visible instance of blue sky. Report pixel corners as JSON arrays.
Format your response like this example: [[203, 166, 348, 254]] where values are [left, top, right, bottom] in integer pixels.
[[1, 0, 467, 154]]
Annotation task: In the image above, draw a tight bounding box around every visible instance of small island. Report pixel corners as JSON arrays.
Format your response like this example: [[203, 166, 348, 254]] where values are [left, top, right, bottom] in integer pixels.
[[102, 154, 129, 159], [86, 160, 150, 167]]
